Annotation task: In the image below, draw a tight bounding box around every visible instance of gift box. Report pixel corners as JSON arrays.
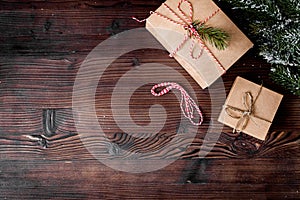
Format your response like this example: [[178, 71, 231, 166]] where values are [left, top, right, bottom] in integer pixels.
[[145, 0, 253, 88], [218, 77, 283, 140]]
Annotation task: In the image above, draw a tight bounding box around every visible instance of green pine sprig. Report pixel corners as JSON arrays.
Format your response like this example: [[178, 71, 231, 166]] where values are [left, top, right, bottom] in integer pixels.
[[191, 20, 230, 50]]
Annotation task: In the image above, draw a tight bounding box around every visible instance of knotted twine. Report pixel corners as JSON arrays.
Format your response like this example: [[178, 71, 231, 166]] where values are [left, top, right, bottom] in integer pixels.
[[132, 0, 226, 73], [224, 85, 272, 133], [151, 82, 203, 126]]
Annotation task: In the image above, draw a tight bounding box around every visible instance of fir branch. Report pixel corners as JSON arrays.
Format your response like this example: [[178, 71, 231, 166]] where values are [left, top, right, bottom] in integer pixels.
[[270, 65, 300, 96], [218, 0, 300, 96], [192, 20, 230, 50]]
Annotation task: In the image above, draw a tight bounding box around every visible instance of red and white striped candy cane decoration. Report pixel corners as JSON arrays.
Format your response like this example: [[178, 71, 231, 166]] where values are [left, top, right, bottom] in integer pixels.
[[151, 82, 203, 126]]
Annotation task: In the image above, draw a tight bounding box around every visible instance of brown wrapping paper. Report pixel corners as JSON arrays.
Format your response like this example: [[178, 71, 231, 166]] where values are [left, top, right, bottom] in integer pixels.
[[218, 77, 283, 140], [146, 0, 253, 88]]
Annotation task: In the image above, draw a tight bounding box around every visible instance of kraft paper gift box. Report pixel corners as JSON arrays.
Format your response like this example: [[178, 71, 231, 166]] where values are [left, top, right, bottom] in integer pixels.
[[218, 77, 283, 141], [145, 0, 253, 88]]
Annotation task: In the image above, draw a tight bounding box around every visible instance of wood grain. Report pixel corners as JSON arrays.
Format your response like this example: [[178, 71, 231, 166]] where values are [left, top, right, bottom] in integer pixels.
[[0, 0, 299, 199], [0, 159, 299, 199]]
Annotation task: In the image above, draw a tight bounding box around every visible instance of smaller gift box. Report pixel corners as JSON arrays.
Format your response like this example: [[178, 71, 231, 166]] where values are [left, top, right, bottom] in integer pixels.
[[146, 0, 253, 88], [218, 77, 283, 140]]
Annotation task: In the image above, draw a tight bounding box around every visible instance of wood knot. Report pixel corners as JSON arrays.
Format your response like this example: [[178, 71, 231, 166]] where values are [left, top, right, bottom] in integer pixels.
[[107, 142, 122, 156], [106, 19, 121, 35], [27, 135, 48, 149], [233, 135, 261, 156], [132, 58, 140, 67], [43, 20, 52, 32], [43, 109, 57, 137]]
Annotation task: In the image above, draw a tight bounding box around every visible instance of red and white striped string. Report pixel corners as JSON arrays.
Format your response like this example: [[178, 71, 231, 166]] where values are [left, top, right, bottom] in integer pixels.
[[151, 82, 203, 126], [132, 0, 226, 73]]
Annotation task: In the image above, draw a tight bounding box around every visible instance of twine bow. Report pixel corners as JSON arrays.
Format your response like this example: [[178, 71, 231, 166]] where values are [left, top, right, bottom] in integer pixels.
[[132, 0, 226, 72], [151, 82, 203, 126], [224, 85, 271, 133]]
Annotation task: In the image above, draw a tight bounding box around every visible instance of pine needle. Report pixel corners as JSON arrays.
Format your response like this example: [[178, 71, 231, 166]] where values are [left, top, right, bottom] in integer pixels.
[[217, 0, 300, 96], [192, 20, 230, 50]]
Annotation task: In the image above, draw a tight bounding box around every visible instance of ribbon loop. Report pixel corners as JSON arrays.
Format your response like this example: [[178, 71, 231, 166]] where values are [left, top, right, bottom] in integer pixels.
[[177, 0, 193, 24], [190, 39, 204, 59], [225, 91, 255, 133], [151, 82, 203, 126], [243, 92, 253, 112]]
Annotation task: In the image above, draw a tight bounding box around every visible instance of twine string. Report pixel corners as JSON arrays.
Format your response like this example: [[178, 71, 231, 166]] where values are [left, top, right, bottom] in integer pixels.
[[151, 82, 203, 126], [224, 85, 271, 133], [132, 0, 226, 72]]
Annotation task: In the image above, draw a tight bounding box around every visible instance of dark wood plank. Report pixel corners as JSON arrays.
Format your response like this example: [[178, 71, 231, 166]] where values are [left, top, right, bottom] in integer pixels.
[[0, 0, 165, 10], [0, 159, 299, 199]]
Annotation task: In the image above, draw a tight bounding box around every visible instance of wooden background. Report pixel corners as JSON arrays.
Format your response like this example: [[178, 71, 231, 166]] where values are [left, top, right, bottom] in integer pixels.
[[0, 0, 299, 199]]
